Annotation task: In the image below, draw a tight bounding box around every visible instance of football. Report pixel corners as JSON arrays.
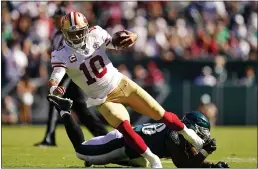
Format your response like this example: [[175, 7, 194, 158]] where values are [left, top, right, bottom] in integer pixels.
[[112, 31, 128, 47]]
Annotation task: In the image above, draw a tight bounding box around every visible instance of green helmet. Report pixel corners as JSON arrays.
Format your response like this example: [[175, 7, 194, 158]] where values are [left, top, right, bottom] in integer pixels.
[[182, 111, 211, 142]]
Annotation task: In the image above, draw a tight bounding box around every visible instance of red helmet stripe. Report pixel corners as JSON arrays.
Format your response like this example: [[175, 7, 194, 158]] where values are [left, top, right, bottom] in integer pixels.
[[74, 12, 78, 25]]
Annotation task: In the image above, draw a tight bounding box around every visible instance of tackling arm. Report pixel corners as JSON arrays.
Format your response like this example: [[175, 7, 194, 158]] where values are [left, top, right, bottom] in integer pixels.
[[169, 138, 229, 168], [169, 146, 214, 168]]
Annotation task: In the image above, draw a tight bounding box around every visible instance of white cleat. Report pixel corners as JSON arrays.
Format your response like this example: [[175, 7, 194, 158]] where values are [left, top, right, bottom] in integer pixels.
[[150, 155, 163, 168], [151, 161, 163, 168]]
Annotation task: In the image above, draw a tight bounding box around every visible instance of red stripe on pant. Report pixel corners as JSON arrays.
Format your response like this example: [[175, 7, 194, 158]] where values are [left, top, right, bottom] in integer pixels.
[[117, 120, 147, 154], [159, 111, 184, 131]]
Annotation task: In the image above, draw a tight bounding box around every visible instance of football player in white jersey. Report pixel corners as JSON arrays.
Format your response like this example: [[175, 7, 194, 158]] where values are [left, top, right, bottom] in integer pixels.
[[49, 11, 204, 168]]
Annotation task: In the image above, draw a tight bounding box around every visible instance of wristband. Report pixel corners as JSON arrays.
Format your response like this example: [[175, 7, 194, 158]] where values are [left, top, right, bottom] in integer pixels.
[[200, 149, 209, 157], [50, 86, 57, 95]]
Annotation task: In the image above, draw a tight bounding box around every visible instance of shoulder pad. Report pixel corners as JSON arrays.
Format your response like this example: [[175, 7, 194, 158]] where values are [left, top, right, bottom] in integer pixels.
[[51, 45, 66, 58], [89, 25, 104, 35], [88, 26, 97, 33], [88, 25, 107, 43]]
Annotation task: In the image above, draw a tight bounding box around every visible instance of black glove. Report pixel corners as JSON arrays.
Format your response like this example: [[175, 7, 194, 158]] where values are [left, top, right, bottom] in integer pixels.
[[47, 94, 73, 112], [211, 161, 230, 168], [203, 138, 217, 154]]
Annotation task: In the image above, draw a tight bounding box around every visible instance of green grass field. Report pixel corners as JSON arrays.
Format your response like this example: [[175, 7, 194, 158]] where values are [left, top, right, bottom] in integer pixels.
[[2, 125, 257, 168]]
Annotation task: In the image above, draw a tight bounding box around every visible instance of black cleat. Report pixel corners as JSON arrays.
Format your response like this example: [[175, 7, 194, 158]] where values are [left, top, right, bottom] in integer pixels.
[[34, 141, 57, 147], [84, 161, 92, 167], [47, 95, 73, 111]]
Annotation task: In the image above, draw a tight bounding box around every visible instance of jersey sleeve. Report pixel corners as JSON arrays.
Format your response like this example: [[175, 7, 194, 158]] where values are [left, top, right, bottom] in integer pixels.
[[49, 50, 67, 85], [95, 25, 115, 49]]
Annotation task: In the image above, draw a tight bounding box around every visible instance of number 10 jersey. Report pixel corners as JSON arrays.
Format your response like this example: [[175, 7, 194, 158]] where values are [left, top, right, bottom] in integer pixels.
[[51, 26, 123, 101]]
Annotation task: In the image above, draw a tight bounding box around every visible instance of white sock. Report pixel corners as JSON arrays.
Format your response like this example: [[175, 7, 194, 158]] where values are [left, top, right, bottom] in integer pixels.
[[60, 110, 69, 117], [140, 148, 160, 164], [178, 124, 187, 134]]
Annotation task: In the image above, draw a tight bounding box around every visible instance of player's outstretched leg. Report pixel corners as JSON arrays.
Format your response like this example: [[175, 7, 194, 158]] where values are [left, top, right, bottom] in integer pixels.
[[47, 95, 85, 150], [110, 76, 204, 151], [97, 102, 162, 168]]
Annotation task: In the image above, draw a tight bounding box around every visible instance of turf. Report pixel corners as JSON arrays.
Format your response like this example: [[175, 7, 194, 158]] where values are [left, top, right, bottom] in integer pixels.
[[2, 125, 257, 168]]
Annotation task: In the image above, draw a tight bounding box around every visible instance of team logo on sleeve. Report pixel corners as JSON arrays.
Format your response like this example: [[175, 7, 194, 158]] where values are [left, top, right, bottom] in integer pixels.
[[69, 54, 77, 63], [93, 42, 100, 49]]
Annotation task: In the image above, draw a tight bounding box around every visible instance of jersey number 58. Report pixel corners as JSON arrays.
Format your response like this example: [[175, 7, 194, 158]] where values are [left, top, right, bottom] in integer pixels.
[[79, 55, 107, 85]]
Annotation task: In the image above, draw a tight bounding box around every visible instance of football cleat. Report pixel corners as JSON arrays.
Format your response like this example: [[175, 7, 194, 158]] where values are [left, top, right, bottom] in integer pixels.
[[34, 141, 57, 147], [47, 95, 73, 111], [84, 161, 92, 167]]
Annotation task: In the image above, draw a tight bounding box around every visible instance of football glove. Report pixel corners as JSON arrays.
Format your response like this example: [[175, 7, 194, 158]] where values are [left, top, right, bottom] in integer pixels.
[[47, 94, 73, 112], [53, 86, 66, 96], [203, 138, 216, 154], [211, 161, 230, 168]]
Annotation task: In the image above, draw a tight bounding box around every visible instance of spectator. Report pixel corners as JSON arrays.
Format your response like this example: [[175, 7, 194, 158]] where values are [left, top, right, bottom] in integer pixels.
[[145, 61, 164, 88], [145, 61, 170, 105], [198, 94, 218, 126], [195, 66, 217, 86], [133, 64, 147, 87], [239, 66, 256, 87], [1, 96, 19, 124], [6, 39, 28, 83], [16, 74, 36, 124], [214, 55, 227, 85], [118, 64, 132, 79]]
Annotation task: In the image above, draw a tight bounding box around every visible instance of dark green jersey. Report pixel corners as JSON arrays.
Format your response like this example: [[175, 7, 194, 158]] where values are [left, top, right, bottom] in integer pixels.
[[125, 123, 184, 158], [125, 123, 206, 168]]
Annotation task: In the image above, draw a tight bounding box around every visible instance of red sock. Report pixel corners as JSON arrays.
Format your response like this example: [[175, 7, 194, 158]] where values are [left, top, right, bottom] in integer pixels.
[[159, 111, 184, 131], [117, 120, 147, 154]]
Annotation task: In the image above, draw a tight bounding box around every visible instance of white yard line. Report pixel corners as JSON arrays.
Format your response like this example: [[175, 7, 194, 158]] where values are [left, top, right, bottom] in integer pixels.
[[161, 157, 257, 163], [225, 157, 257, 163]]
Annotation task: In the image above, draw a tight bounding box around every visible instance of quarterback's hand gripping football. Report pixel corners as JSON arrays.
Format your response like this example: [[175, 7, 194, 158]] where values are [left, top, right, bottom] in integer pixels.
[[203, 138, 217, 154], [119, 30, 138, 48]]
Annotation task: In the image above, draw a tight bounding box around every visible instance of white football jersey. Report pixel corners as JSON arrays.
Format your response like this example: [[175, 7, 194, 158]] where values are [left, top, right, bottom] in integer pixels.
[[51, 26, 123, 99]]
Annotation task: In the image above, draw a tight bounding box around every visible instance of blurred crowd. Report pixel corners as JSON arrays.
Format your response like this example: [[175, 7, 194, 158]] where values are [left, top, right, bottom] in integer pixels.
[[81, 1, 257, 61], [1, 1, 257, 124]]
